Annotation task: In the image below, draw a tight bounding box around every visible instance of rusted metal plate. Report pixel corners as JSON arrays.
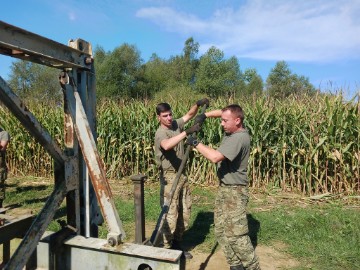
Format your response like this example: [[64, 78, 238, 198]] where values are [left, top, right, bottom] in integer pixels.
[[0, 20, 91, 70]]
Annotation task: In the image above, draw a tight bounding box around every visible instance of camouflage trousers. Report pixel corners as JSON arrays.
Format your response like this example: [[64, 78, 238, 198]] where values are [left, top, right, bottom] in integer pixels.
[[0, 168, 7, 201], [160, 170, 191, 248], [214, 185, 261, 270]]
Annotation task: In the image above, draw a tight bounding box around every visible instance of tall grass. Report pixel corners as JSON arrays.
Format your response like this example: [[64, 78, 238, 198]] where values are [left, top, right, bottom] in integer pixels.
[[1, 92, 359, 195]]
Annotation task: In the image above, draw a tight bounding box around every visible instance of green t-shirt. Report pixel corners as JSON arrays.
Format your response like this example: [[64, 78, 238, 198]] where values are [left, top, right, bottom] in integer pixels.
[[155, 118, 185, 171], [217, 130, 250, 186]]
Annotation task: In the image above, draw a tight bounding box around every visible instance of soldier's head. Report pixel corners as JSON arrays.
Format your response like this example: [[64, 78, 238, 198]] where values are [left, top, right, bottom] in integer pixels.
[[156, 103, 173, 128], [221, 104, 244, 134]]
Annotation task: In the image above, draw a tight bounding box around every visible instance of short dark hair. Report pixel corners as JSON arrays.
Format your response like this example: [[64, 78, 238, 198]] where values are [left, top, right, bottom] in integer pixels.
[[156, 102, 171, 115], [222, 104, 244, 123]]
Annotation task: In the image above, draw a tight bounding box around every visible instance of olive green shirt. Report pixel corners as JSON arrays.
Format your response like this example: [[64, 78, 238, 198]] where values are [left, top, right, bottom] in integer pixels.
[[217, 129, 250, 186], [155, 118, 185, 172]]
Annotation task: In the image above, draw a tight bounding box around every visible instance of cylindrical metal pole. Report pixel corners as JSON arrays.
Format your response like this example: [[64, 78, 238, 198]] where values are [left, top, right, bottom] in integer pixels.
[[130, 174, 147, 244]]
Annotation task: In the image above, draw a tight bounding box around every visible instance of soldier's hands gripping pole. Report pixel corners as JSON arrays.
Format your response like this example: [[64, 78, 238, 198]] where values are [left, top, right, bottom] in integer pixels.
[[149, 100, 209, 247]]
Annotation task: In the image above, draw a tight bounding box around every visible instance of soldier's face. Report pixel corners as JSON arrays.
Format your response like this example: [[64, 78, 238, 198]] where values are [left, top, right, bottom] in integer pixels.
[[158, 110, 173, 128], [221, 110, 240, 134]]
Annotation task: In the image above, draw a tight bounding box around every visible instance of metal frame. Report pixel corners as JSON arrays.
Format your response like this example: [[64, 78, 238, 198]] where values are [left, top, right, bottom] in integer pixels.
[[0, 21, 183, 270]]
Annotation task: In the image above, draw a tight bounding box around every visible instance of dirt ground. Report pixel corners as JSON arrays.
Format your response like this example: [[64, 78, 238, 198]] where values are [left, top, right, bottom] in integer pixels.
[[185, 243, 299, 270]]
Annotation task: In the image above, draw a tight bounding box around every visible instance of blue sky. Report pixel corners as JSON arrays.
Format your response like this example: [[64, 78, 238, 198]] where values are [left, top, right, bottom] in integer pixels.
[[1, 0, 359, 99]]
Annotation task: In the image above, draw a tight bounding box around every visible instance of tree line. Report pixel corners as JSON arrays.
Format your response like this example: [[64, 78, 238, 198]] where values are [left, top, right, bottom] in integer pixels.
[[7, 37, 316, 102]]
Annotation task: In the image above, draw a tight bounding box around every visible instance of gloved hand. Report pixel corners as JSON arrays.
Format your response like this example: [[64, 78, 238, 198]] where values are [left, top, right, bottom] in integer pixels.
[[186, 136, 200, 147], [196, 98, 210, 107], [185, 123, 201, 135], [194, 113, 207, 126]]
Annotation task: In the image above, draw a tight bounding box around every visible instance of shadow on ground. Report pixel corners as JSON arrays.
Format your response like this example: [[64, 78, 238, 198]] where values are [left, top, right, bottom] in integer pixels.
[[248, 214, 261, 247], [184, 211, 261, 249], [183, 211, 214, 250]]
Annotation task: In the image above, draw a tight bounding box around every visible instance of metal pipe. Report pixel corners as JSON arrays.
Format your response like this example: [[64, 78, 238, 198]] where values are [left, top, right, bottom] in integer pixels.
[[85, 172, 90, 237]]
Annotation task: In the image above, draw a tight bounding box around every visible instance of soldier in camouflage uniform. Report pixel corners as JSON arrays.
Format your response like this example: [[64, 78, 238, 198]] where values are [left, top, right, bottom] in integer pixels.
[[154, 99, 208, 259], [186, 104, 261, 270], [0, 128, 10, 208]]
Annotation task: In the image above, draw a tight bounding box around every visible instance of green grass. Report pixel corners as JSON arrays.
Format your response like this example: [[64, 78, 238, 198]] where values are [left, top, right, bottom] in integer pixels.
[[3, 176, 360, 269], [4, 176, 54, 210], [253, 203, 360, 270]]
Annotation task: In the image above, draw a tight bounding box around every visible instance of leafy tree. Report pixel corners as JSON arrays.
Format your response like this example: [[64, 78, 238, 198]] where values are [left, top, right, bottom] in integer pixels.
[[182, 37, 199, 85], [8, 60, 62, 103], [194, 46, 243, 97], [243, 68, 263, 96], [93, 45, 107, 67], [163, 37, 200, 87], [95, 44, 143, 99], [266, 61, 315, 99], [142, 53, 169, 96], [167, 55, 186, 85]]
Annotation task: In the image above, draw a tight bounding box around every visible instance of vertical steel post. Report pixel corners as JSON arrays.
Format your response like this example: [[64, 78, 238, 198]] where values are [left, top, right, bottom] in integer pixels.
[[68, 39, 102, 238], [131, 174, 147, 244]]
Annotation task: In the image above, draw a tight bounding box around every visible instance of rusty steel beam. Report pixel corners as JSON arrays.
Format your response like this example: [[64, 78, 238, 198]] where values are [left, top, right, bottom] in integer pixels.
[[62, 80, 125, 244], [4, 180, 68, 270], [0, 20, 92, 70], [0, 76, 66, 166], [63, 85, 81, 230]]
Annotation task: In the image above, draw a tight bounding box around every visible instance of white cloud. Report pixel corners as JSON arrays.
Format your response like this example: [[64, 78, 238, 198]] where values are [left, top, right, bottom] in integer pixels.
[[136, 7, 208, 34], [136, 0, 360, 63]]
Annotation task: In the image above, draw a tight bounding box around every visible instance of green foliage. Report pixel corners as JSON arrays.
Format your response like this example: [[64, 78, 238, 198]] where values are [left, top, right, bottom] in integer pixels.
[[266, 61, 315, 99], [142, 37, 200, 93], [95, 44, 144, 99], [181, 37, 200, 86], [194, 47, 244, 98], [243, 68, 264, 96], [142, 53, 170, 95], [94, 37, 201, 101], [8, 60, 62, 103], [2, 91, 359, 195]]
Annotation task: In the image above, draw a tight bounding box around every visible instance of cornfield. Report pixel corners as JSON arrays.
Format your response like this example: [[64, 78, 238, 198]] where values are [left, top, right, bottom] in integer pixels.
[[1, 93, 359, 195]]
